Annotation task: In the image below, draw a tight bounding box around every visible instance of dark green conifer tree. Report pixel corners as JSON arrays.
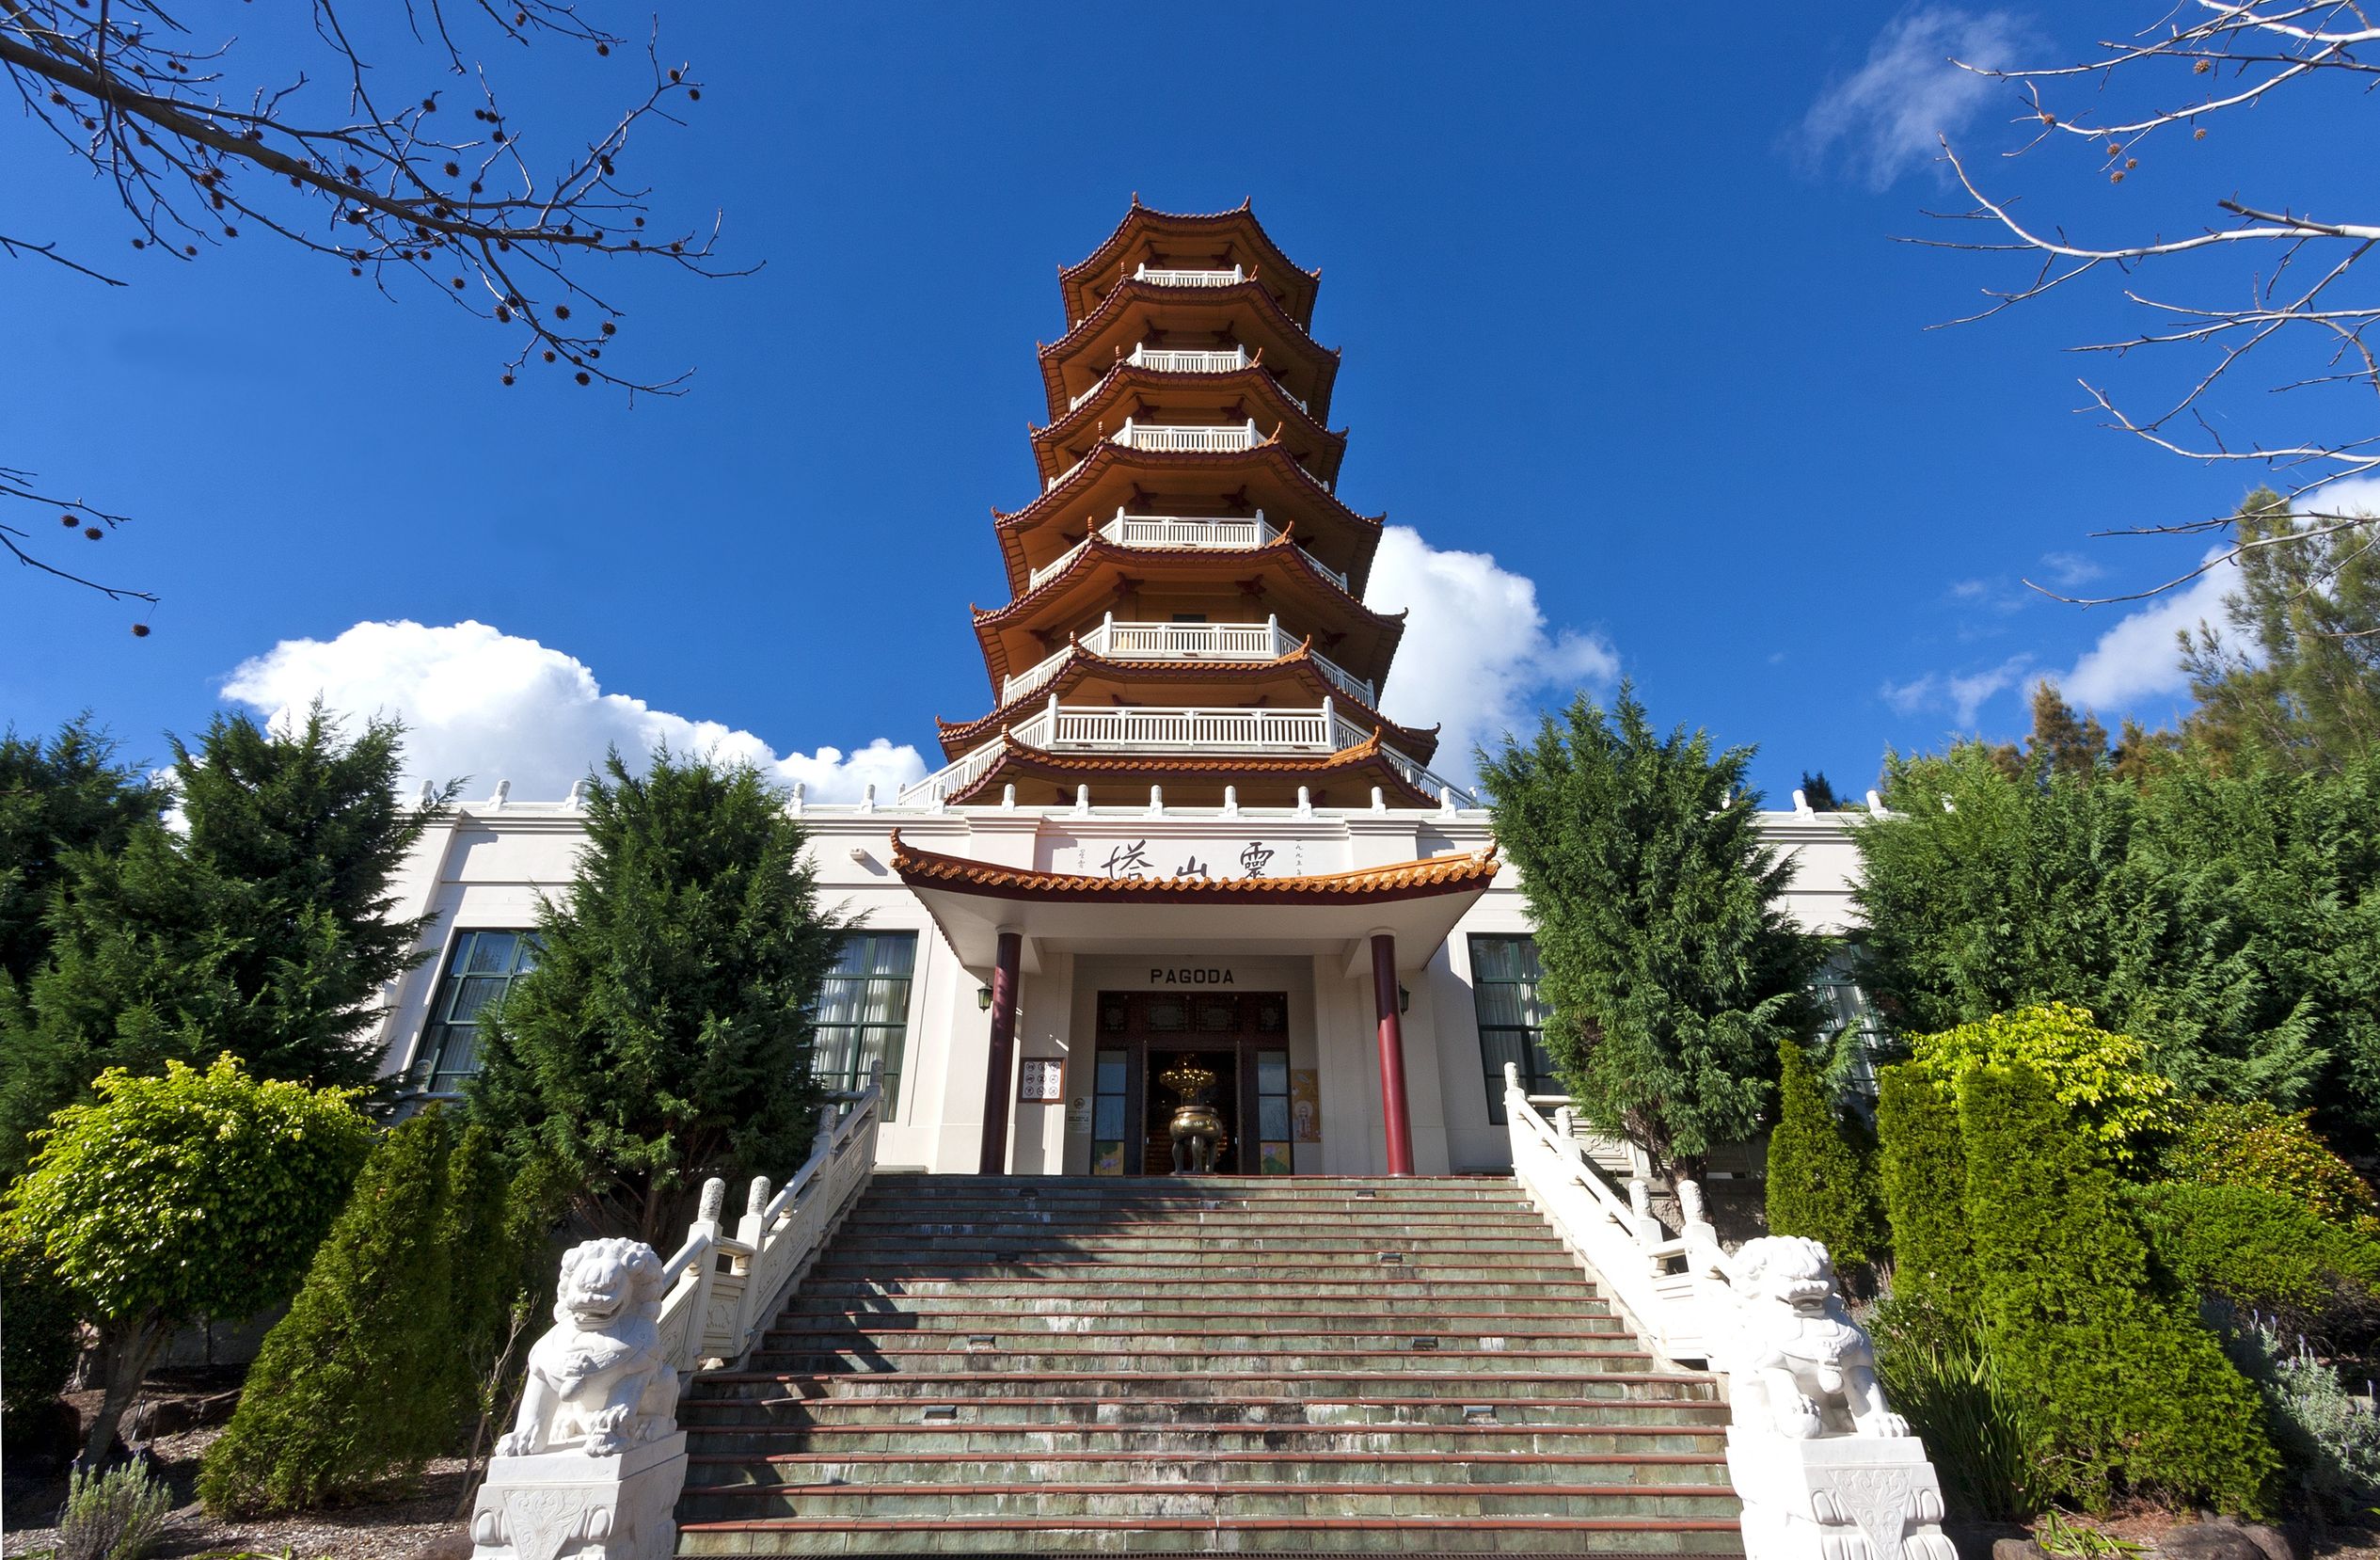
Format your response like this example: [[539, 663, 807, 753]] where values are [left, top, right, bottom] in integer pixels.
[[469, 746, 842, 1242], [200, 1109, 484, 1514], [1875, 1063, 1977, 1322], [0, 707, 443, 1174], [1960, 1060, 2277, 1512], [0, 717, 167, 989], [1479, 683, 1823, 1178], [1765, 1037, 1884, 1273]]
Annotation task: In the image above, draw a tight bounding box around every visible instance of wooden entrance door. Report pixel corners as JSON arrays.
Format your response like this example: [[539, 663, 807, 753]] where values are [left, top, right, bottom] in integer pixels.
[[1087, 991, 1295, 1176]]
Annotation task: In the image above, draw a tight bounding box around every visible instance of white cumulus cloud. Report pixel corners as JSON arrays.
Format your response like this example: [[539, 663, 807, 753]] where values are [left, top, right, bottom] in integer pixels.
[[1800, 7, 2035, 189], [221, 619, 927, 805], [1880, 654, 2032, 726], [1363, 526, 1617, 778], [2055, 549, 2237, 710]]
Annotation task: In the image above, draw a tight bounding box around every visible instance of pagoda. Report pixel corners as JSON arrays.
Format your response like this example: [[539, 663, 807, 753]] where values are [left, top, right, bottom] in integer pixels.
[[898, 199, 1467, 813]]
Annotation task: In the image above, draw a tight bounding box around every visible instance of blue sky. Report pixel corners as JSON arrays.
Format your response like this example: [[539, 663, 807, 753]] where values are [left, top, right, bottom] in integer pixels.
[[2, 5, 2339, 803]]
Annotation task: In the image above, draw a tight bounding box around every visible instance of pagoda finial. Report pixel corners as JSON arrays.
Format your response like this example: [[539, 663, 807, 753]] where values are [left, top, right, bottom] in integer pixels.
[[1130, 190, 1141, 207]]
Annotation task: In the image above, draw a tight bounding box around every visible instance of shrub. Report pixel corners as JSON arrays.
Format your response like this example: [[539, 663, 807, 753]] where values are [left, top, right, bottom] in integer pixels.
[[1766, 1038, 1885, 1274], [8, 1055, 373, 1466], [2222, 1318, 2380, 1517], [2163, 1100, 2380, 1234], [201, 1108, 522, 1515], [2133, 1182, 2380, 1351], [56, 1456, 174, 1560], [1914, 1003, 2181, 1163], [1, 1220, 82, 1445], [1960, 1059, 2277, 1512], [1876, 1062, 1977, 1322], [1868, 1294, 2049, 1520]]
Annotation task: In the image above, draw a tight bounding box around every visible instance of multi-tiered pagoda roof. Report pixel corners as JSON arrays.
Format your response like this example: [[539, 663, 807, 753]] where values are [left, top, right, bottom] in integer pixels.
[[901, 200, 1470, 813]]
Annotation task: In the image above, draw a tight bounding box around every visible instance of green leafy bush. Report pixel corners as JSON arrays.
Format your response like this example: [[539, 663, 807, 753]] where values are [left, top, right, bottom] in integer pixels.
[[1, 1220, 81, 1445], [1868, 1295, 2049, 1520], [1766, 1038, 1884, 1273], [1876, 1062, 1977, 1322], [2163, 1100, 2380, 1234], [2222, 1318, 2380, 1517], [8, 1055, 373, 1465], [200, 1109, 520, 1514], [56, 1456, 174, 1560], [1960, 1059, 2277, 1513], [2133, 1182, 2380, 1350], [1914, 1004, 2181, 1162]]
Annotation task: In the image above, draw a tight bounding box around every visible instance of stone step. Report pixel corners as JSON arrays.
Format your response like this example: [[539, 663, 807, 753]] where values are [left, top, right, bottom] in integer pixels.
[[763, 1320, 1634, 1347], [740, 1345, 1660, 1377], [802, 1276, 1598, 1300], [688, 1451, 1730, 1488], [805, 1263, 1588, 1287], [840, 1209, 1558, 1231], [675, 1511, 1745, 1555], [829, 1234, 1573, 1255], [691, 1372, 1717, 1407], [677, 1480, 1744, 1521], [867, 1173, 1521, 1193], [675, 1421, 1731, 1456], [782, 1294, 1618, 1319]]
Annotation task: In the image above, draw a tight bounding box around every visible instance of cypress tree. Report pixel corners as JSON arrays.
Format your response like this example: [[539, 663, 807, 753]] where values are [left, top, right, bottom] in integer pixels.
[[1875, 1063, 1977, 1322], [469, 745, 843, 1242], [1478, 683, 1823, 1179], [1960, 1059, 2277, 1513], [1765, 1037, 1884, 1273], [0, 717, 167, 989], [200, 1109, 472, 1514]]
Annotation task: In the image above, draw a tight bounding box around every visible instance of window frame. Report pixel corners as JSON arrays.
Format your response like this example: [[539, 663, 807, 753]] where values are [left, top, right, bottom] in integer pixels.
[[408, 927, 540, 1098], [810, 930, 919, 1118], [1467, 931, 1559, 1124]]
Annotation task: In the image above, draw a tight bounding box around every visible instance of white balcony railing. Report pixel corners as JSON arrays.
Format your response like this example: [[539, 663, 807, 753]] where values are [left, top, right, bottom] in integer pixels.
[[898, 700, 1480, 809], [1119, 418, 1261, 454], [1134, 263, 1243, 288], [1023, 507, 1351, 592], [1000, 615, 1379, 705], [1065, 342, 1309, 413]]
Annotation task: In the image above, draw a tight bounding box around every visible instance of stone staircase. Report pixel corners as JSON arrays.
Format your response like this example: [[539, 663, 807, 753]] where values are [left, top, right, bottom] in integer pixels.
[[674, 1173, 1742, 1555]]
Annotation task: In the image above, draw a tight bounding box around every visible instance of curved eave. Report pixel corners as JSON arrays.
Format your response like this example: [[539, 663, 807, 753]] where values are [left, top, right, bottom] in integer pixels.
[[933, 643, 1440, 764], [969, 534, 1407, 690], [1030, 366, 1345, 488], [938, 730, 1440, 811], [1039, 279, 1341, 423], [891, 831, 1498, 907], [1059, 201, 1320, 329], [993, 441, 1386, 597]]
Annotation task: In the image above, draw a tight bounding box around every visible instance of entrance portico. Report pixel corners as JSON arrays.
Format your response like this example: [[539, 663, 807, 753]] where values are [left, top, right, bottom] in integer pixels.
[[890, 832, 1497, 1176]]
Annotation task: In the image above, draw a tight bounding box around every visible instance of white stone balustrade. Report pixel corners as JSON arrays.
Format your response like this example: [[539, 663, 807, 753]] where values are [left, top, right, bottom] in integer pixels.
[[1066, 343, 1309, 414], [1500, 1073, 1958, 1560], [897, 701, 1477, 808], [1134, 262, 1244, 287], [1023, 509, 1349, 593], [998, 615, 1378, 707]]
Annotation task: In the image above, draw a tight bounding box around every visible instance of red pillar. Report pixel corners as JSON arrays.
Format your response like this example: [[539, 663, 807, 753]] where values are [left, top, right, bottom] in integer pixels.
[[977, 931, 1023, 1175], [1369, 931, 1415, 1176]]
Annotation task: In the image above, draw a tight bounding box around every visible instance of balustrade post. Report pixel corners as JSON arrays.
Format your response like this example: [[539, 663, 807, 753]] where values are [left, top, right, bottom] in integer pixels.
[[737, 1178, 770, 1247], [1320, 698, 1336, 744]]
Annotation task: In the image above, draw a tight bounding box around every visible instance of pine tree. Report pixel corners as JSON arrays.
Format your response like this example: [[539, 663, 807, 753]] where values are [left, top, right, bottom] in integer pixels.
[[200, 1109, 463, 1513], [1960, 1059, 2277, 1512], [469, 746, 843, 1241], [1479, 683, 1823, 1179], [1875, 1063, 1976, 1321], [2182, 486, 2380, 774], [2025, 680, 2111, 781], [0, 707, 444, 1174], [0, 717, 167, 989], [1764, 1037, 1884, 1273], [1798, 771, 1840, 811]]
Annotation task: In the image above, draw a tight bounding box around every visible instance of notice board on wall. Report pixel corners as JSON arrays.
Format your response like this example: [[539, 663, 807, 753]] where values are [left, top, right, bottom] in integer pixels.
[[1019, 1059, 1064, 1103]]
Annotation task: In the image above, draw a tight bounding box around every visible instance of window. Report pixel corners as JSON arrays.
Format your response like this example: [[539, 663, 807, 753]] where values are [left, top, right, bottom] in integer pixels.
[[1812, 946, 1887, 1106], [1468, 933, 1556, 1124], [813, 931, 916, 1113], [412, 929, 539, 1096]]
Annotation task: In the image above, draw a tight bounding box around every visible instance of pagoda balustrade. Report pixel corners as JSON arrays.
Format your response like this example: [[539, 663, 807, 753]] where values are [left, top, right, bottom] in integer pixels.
[[899, 699, 1477, 809], [1024, 508, 1349, 592], [1133, 262, 1245, 287], [998, 614, 1378, 706], [1065, 344, 1309, 411]]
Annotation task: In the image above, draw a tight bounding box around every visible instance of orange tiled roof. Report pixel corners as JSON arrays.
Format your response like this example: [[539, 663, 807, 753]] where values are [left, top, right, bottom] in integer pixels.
[[933, 641, 1439, 765], [1039, 278, 1340, 423], [891, 831, 1497, 906], [1032, 364, 1345, 488], [934, 730, 1441, 810], [1060, 200, 1321, 324]]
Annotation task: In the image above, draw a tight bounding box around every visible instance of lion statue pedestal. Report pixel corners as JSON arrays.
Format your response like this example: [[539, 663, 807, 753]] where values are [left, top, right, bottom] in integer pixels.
[[470, 1238, 689, 1560]]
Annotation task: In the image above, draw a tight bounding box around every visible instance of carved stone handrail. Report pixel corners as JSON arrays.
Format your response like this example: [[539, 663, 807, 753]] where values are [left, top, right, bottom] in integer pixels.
[[1501, 1066, 1958, 1560]]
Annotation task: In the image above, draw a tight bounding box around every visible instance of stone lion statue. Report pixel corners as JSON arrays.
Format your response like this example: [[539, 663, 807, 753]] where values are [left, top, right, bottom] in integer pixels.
[[496, 1237, 680, 1458], [1714, 1235, 1907, 1440]]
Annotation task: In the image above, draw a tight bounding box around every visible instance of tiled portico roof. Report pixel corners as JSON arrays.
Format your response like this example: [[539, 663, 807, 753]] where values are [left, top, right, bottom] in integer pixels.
[[935, 729, 1442, 809], [889, 832, 1498, 906]]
